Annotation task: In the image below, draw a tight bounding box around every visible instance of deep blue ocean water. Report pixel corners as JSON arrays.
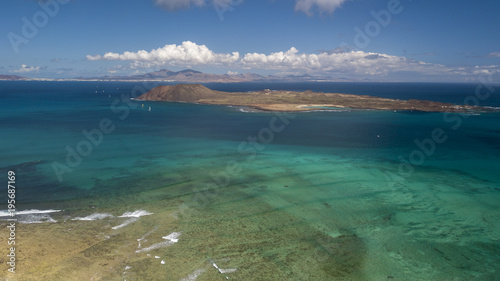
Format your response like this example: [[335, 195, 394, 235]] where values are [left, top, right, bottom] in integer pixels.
[[1, 81, 499, 279]]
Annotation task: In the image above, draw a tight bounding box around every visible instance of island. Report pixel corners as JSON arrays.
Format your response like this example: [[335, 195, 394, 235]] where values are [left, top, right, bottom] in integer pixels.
[[137, 84, 491, 113]]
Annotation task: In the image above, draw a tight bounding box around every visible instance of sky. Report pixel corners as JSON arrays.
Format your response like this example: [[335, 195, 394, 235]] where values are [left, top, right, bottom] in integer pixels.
[[1, 0, 500, 82]]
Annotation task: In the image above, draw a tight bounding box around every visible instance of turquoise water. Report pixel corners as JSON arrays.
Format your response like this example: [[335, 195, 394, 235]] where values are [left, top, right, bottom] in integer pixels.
[[1, 81, 500, 280]]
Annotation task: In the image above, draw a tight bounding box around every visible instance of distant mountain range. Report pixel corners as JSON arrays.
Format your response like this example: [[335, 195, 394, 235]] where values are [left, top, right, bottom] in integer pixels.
[[0, 69, 351, 82], [93, 69, 267, 83], [0, 74, 26, 80], [91, 69, 349, 83]]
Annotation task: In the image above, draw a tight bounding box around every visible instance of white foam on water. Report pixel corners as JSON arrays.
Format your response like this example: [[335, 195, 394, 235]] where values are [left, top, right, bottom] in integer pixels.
[[0, 209, 62, 224], [118, 210, 153, 218], [179, 268, 206, 281], [0, 209, 62, 217], [19, 214, 58, 224], [239, 108, 253, 113], [135, 232, 181, 253], [112, 210, 153, 229], [72, 213, 114, 221], [135, 240, 176, 253], [112, 218, 138, 230], [122, 265, 132, 278], [162, 232, 181, 243], [212, 262, 237, 277]]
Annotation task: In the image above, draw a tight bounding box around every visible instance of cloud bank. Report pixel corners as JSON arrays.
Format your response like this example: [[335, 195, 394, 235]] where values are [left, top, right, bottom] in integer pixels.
[[86, 41, 500, 79]]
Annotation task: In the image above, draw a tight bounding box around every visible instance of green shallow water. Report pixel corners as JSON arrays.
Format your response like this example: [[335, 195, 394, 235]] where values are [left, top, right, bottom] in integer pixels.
[[13, 140, 498, 280], [174, 145, 500, 280]]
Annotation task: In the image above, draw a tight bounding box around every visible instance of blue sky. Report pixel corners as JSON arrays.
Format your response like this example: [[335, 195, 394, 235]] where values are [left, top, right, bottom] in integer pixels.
[[1, 0, 500, 82]]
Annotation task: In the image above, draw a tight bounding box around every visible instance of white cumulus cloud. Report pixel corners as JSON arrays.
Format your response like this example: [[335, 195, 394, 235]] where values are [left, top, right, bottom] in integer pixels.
[[295, 0, 350, 16], [12, 64, 40, 73], [86, 41, 240, 68]]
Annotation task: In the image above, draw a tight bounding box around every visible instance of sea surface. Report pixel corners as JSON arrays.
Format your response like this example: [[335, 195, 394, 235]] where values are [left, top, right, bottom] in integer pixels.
[[1, 81, 500, 280]]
